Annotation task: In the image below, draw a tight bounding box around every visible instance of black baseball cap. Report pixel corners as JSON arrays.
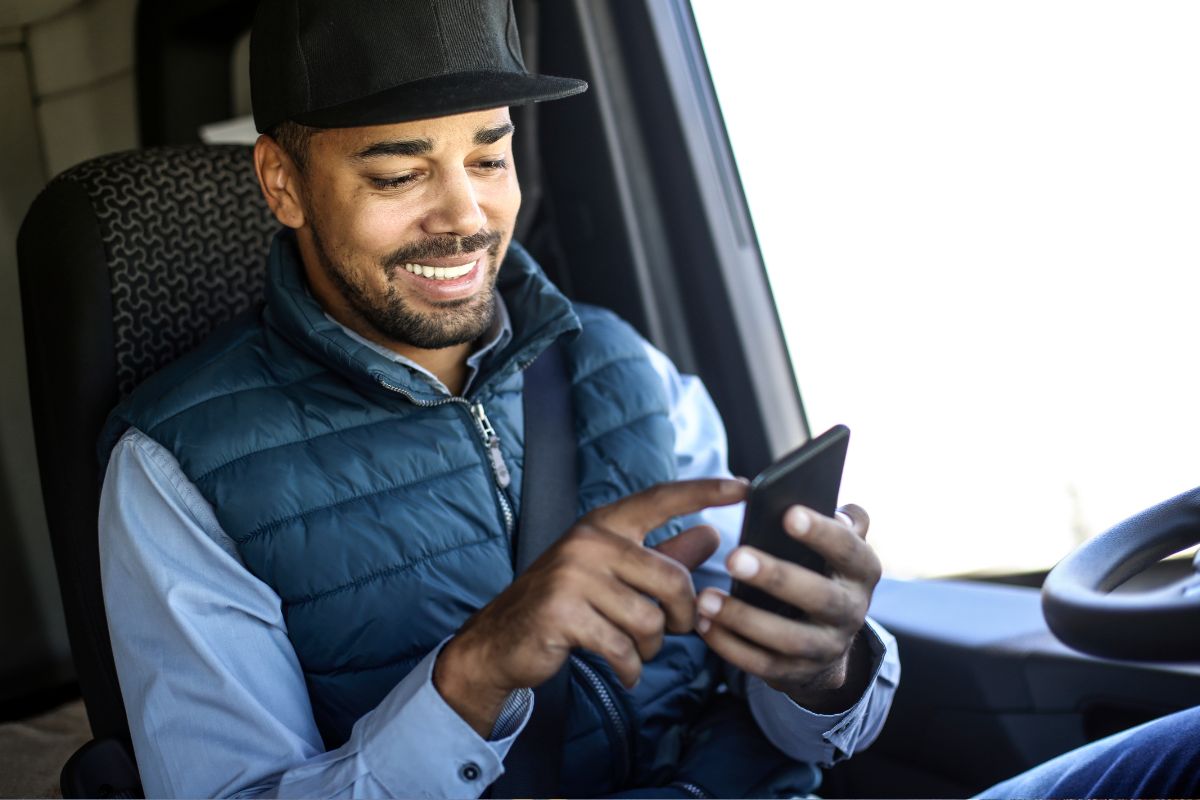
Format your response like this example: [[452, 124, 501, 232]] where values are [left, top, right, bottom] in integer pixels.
[[250, 0, 588, 133]]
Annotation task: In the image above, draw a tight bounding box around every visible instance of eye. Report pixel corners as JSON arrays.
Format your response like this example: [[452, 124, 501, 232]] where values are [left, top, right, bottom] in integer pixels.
[[369, 173, 419, 190], [476, 158, 508, 172]]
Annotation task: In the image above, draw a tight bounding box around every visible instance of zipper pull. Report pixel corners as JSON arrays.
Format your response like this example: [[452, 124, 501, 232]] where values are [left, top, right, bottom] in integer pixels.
[[471, 402, 511, 489]]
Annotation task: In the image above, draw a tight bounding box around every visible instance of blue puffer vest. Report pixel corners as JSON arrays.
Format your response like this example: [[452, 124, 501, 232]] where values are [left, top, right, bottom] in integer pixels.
[[101, 231, 718, 795]]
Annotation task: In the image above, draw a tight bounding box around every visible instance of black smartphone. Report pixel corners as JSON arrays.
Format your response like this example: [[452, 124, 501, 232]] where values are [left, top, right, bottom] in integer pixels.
[[730, 424, 850, 620]]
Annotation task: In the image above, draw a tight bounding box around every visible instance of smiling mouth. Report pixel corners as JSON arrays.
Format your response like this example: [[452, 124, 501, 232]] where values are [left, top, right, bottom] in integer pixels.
[[399, 260, 478, 281]]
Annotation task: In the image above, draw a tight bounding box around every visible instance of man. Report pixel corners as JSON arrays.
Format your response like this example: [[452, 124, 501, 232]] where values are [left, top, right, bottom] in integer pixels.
[[97, 0, 899, 796]]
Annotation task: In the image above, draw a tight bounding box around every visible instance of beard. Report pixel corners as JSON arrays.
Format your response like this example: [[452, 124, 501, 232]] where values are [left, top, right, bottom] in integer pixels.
[[309, 222, 504, 350]]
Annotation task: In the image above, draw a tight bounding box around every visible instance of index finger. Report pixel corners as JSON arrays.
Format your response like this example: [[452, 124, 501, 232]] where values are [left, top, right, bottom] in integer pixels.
[[584, 479, 749, 544]]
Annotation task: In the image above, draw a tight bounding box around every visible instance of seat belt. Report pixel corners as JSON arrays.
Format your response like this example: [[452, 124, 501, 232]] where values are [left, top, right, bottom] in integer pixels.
[[489, 339, 576, 799]]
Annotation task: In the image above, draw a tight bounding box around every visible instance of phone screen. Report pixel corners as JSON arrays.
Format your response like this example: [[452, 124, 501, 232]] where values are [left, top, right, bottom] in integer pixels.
[[730, 424, 850, 620]]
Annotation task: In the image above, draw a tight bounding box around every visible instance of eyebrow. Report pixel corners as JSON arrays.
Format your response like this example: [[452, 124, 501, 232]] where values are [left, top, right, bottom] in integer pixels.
[[475, 122, 515, 145], [352, 137, 433, 161], [351, 122, 515, 162]]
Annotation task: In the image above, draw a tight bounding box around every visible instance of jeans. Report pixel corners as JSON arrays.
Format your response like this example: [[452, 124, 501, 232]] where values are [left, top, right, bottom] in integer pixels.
[[977, 705, 1200, 799]]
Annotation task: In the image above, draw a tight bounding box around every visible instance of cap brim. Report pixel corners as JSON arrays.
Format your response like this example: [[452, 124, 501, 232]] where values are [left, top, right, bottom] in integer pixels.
[[288, 71, 587, 130]]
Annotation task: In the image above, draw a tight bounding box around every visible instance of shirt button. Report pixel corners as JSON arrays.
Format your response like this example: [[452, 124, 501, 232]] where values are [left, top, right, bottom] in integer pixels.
[[459, 762, 482, 782]]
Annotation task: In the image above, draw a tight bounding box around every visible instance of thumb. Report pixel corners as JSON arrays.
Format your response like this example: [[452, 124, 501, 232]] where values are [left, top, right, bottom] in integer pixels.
[[652, 525, 721, 571]]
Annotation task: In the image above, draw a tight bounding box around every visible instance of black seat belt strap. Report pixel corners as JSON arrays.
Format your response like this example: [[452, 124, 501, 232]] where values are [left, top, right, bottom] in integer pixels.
[[512, 340, 577, 574], [489, 339, 575, 799]]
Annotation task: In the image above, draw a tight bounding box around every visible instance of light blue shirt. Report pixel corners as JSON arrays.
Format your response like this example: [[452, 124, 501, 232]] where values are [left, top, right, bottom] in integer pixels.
[[99, 297, 900, 799]]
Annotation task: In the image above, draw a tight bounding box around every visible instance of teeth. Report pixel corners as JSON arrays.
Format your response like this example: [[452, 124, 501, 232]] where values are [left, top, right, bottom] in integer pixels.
[[402, 260, 477, 280]]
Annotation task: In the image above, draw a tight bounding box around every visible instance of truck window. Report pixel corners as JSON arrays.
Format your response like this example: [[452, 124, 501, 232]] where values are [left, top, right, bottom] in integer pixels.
[[694, 0, 1200, 578]]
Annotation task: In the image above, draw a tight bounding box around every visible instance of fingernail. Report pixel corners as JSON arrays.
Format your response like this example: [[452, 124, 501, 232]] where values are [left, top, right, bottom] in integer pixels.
[[698, 593, 724, 617], [835, 510, 853, 527], [730, 549, 760, 578], [786, 507, 811, 536], [722, 479, 747, 495], [697, 617, 712, 634]]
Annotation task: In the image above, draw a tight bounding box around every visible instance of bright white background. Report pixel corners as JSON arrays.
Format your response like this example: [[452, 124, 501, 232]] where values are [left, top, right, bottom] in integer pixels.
[[692, 2, 1200, 578]]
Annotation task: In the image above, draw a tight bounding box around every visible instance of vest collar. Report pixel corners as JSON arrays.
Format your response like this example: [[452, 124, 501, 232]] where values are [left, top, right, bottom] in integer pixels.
[[263, 229, 581, 400]]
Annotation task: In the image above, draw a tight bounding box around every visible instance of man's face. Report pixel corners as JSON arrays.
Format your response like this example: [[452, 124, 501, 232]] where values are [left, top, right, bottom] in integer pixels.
[[289, 108, 521, 350]]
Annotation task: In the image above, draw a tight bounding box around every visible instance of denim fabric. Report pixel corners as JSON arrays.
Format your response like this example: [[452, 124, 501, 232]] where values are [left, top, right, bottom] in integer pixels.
[[977, 705, 1200, 800]]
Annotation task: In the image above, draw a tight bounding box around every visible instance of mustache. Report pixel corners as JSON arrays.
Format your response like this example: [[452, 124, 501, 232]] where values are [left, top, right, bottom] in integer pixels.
[[382, 229, 504, 269]]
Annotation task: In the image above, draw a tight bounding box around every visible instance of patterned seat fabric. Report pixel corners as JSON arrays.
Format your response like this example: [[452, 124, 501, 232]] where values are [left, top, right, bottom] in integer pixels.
[[55, 145, 279, 398]]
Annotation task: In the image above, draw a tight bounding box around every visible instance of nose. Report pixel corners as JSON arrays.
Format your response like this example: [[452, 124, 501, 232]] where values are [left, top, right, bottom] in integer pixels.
[[421, 167, 486, 239]]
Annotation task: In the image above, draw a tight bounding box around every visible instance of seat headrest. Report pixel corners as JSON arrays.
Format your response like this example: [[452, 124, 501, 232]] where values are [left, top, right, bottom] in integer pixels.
[[48, 145, 278, 397]]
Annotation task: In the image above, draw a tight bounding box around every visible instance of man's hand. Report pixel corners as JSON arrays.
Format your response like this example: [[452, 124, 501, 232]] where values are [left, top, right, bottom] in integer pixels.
[[434, 478, 749, 737], [695, 504, 881, 713]]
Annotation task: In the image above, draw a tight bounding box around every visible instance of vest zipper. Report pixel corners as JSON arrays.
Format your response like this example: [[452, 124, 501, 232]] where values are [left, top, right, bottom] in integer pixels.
[[671, 782, 713, 799], [470, 402, 512, 489], [469, 401, 515, 536], [373, 376, 514, 537], [570, 654, 632, 788]]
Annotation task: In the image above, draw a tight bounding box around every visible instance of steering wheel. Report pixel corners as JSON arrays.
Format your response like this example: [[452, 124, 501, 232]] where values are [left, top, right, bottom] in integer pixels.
[[1042, 487, 1200, 661]]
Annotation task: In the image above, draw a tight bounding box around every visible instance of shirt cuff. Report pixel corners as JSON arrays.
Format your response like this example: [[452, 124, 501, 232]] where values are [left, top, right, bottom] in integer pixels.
[[746, 618, 898, 767], [491, 688, 533, 740], [356, 638, 534, 799]]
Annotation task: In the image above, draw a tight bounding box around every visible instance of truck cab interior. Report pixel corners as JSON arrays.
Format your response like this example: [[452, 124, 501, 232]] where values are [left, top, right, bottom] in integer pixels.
[[1, 1, 1198, 797]]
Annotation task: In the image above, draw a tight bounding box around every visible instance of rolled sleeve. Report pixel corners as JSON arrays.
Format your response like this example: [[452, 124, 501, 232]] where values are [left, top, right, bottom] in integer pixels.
[[746, 618, 900, 767]]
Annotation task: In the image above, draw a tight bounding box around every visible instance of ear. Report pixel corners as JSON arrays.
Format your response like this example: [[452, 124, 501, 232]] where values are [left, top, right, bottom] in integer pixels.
[[254, 134, 306, 229]]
